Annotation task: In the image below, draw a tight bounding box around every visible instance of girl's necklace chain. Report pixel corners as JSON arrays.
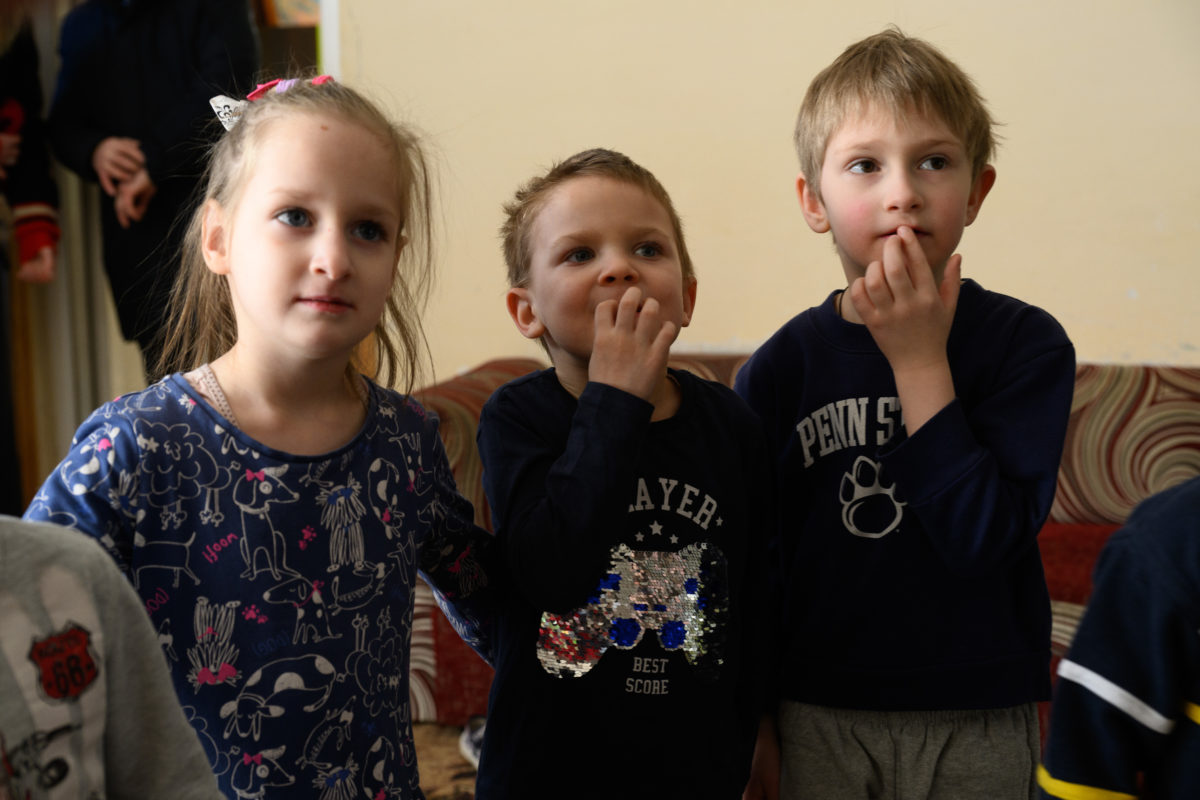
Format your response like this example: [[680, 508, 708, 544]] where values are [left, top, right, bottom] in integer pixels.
[[197, 363, 238, 426], [193, 363, 370, 429]]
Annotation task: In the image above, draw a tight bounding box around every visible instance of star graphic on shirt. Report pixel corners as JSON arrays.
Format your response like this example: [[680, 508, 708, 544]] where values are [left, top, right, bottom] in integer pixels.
[[635, 532, 645, 542], [716, 517, 723, 527], [649, 521, 663, 536], [669, 534, 679, 545]]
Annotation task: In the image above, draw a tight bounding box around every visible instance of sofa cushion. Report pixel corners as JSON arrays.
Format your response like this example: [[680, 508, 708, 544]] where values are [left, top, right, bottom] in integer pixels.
[[1036, 520, 1122, 742]]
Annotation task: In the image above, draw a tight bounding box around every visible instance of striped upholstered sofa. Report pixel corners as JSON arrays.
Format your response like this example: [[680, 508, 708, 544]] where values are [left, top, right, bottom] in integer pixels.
[[409, 357, 1200, 729]]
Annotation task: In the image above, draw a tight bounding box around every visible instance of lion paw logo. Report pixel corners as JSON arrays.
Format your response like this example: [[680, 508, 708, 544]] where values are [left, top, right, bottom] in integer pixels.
[[839, 456, 904, 539]]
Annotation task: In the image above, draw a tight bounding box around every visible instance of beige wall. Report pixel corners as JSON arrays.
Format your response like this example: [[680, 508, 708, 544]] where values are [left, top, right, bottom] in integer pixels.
[[337, 0, 1199, 378]]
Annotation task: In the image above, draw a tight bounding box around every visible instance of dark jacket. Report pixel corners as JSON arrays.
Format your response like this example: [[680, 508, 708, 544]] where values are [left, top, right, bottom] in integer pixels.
[[48, 0, 257, 347]]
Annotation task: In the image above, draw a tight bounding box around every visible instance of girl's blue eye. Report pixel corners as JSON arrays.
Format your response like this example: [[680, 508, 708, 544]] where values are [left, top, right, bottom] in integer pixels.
[[634, 242, 663, 258], [353, 221, 386, 242], [564, 248, 593, 264], [920, 156, 949, 170], [276, 208, 310, 227], [848, 160, 879, 174]]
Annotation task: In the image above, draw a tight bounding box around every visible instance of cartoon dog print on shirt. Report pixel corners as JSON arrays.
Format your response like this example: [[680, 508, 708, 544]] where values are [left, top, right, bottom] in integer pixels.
[[234, 465, 300, 580]]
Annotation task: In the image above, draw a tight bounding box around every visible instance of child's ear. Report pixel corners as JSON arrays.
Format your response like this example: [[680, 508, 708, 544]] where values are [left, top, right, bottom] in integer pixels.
[[796, 173, 830, 234], [680, 276, 698, 328], [964, 165, 996, 226], [201, 199, 231, 275], [505, 287, 546, 340]]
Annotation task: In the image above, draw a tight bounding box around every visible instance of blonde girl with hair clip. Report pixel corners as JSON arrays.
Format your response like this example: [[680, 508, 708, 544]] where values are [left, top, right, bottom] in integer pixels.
[[25, 75, 493, 800]]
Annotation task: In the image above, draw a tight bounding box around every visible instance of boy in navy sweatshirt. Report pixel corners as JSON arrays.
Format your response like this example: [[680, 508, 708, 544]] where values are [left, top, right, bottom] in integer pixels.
[[476, 149, 772, 799], [735, 28, 1075, 799]]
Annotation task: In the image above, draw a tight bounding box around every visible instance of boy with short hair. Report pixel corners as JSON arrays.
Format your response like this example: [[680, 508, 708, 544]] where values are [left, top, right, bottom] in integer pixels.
[[475, 148, 772, 799], [735, 28, 1076, 798]]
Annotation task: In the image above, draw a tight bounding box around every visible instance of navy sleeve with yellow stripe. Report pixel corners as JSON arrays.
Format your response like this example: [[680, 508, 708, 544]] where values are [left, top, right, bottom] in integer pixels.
[[1039, 477, 1200, 800]]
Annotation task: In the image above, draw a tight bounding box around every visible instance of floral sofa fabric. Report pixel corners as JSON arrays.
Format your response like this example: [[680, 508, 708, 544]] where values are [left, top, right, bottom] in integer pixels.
[[410, 357, 1200, 727]]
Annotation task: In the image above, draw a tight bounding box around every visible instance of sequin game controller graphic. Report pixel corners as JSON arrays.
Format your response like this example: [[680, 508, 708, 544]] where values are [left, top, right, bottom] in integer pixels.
[[537, 542, 728, 680]]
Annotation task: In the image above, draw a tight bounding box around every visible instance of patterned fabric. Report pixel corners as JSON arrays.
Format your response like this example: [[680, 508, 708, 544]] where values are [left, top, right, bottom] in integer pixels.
[[23, 375, 492, 799], [1041, 367, 1200, 656], [1051, 366, 1200, 525]]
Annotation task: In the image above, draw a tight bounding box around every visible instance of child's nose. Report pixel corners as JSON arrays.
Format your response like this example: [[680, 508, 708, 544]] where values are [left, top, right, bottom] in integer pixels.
[[885, 171, 923, 212], [598, 253, 638, 284], [311, 227, 351, 279]]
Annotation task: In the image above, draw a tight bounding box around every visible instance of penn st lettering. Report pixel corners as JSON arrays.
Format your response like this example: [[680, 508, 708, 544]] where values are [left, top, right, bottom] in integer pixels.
[[876, 397, 901, 445], [794, 397, 870, 467], [795, 397, 904, 466], [628, 478, 719, 529]]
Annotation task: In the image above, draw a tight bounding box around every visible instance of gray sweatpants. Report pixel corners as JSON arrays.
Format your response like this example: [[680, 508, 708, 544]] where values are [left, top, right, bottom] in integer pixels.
[[778, 701, 1040, 800]]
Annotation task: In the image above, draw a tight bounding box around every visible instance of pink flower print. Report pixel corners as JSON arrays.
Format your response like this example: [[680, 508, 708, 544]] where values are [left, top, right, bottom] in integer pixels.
[[97, 437, 113, 452], [197, 662, 238, 685]]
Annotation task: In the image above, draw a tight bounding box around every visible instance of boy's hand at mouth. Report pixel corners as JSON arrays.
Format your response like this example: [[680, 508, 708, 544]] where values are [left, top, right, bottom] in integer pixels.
[[848, 225, 960, 372], [589, 286, 676, 402], [848, 226, 960, 434]]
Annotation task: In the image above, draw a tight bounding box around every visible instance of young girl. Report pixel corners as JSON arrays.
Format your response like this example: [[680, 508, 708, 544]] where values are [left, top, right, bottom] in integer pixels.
[[24, 75, 491, 799]]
